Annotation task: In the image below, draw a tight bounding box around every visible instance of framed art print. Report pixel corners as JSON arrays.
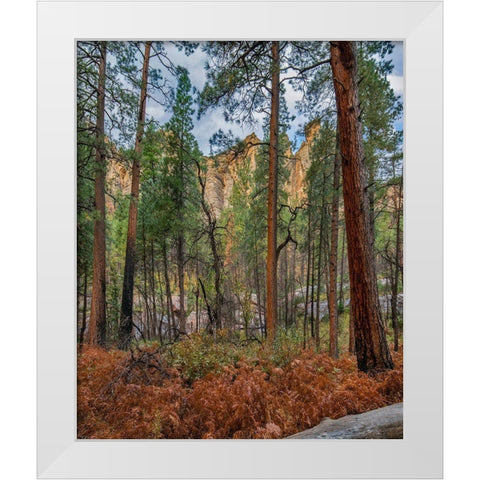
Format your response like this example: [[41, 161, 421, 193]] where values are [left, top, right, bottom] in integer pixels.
[[38, 0, 443, 478]]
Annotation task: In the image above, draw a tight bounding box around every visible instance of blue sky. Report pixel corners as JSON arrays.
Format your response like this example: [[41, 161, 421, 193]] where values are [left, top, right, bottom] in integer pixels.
[[145, 41, 404, 155]]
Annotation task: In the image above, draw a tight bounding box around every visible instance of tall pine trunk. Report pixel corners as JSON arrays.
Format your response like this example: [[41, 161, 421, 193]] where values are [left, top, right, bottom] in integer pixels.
[[118, 41, 152, 349], [392, 175, 403, 351], [162, 241, 174, 341], [150, 240, 158, 340], [303, 205, 312, 349], [328, 132, 341, 358], [330, 41, 393, 373], [254, 230, 264, 339], [89, 41, 107, 346], [266, 41, 280, 344], [177, 233, 186, 334], [314, 229, 321, 351]]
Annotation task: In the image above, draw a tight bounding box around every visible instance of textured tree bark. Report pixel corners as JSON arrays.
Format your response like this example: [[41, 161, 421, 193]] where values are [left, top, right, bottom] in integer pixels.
[[266, 41, 280, 344], [89, 41, 107, 346], [328, 132, 341, 358], [118, 41, 152, 349], [330, 41, 393, 373]]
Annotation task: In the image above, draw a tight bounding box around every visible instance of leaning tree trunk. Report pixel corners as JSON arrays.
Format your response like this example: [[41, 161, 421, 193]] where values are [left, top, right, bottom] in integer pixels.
[[118, 41, 152, 349], [266, 41, 280, 345], [330, 41, 393, 373], [89, 41, 107, 346]]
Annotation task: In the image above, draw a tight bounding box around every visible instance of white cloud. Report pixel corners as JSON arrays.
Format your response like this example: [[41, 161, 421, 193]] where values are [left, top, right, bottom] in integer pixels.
[[144, 43, 405, 154], [387, 74, 404, 96]]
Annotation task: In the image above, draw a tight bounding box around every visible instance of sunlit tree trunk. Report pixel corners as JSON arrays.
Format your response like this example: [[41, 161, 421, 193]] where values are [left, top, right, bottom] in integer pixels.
[[89, 41, 107, 346], [330, 41, 393, 373], [266, 41, 280, 344], [118, 41, 152, 349]]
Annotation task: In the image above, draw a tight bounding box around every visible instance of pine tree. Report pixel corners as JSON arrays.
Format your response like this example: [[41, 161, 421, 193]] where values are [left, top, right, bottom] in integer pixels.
[[118, 41, 152, 349], [161, 67, 202, 335], [88, 41, 107, 346], [330, 41, 394, 373]]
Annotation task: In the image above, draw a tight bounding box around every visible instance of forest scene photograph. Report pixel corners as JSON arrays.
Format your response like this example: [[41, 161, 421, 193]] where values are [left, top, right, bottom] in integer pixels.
[[77, 40, 404, 439]]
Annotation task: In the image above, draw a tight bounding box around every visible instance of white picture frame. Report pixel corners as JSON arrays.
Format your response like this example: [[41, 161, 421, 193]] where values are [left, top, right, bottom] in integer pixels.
[[37, 0, 443, 478]]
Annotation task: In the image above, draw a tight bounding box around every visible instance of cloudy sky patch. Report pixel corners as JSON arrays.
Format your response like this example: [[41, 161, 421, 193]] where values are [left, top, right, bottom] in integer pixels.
[[143, 41, 403, 155]]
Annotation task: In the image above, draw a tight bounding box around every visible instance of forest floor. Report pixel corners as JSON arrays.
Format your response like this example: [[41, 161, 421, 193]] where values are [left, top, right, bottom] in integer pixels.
[[77, 328, 403, 439]]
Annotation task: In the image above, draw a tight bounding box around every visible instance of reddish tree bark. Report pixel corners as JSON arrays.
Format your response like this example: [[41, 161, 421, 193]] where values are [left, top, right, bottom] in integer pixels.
[[89, 41, 107, 346], [118, 41, 152, 349], [330, 41, 393, 373]]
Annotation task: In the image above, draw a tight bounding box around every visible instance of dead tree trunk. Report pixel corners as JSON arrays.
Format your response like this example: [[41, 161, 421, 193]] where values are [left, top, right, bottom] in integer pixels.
[[195, 159, 224, 332], [288, 403, 403, 439]]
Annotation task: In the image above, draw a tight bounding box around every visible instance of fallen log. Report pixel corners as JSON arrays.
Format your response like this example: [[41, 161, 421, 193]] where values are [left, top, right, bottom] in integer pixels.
[[287, 403, 403, 439]]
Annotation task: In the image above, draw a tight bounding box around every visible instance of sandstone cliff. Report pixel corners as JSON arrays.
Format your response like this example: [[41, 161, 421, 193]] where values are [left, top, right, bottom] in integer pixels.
[[204, 123, 322, 217], [105, 122, 322, 218]]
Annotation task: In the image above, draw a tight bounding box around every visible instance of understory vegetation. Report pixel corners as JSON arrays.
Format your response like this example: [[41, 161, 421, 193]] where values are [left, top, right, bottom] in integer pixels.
[[78, 330, 403, 439]]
